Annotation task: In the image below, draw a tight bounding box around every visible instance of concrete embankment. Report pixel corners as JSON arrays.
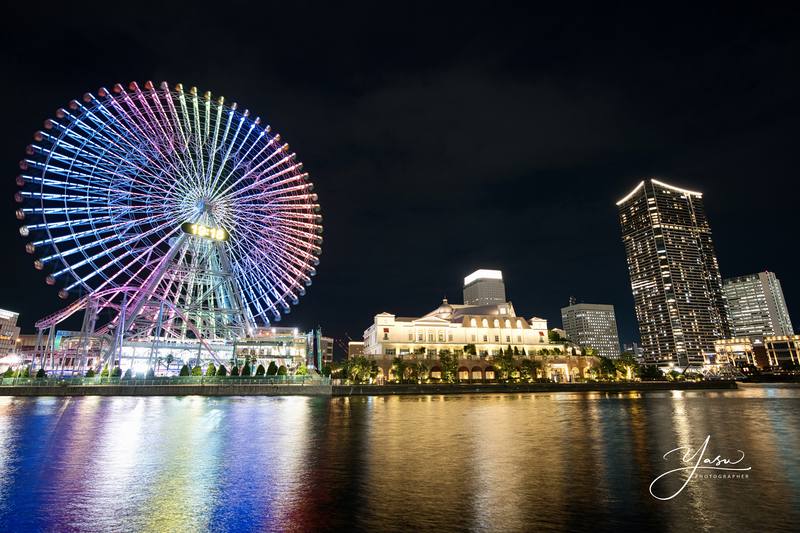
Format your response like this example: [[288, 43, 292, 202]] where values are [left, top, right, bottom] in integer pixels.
[[0, 384, 333, 397], [332, 381, 737, 396], [0, 380, 737, 397]]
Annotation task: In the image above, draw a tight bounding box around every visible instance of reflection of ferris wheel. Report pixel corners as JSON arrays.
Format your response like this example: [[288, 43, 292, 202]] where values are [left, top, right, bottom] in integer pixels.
[[16, 81, 322, 356]]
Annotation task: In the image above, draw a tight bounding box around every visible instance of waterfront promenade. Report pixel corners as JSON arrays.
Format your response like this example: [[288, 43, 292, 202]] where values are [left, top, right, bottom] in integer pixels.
[[0, 377, 736, 396]]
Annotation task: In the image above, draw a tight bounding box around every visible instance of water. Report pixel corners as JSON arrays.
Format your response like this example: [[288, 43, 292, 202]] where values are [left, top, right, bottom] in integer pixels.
[[1, 385, 798, 532]]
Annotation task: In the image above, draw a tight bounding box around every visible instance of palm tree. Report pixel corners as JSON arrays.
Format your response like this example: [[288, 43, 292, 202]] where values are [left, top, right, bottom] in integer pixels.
[[165, 354, 174, 374]]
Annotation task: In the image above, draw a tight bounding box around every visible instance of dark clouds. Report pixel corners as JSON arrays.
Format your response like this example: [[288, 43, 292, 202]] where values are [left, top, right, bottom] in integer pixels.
[[1, 3, 798, 352]]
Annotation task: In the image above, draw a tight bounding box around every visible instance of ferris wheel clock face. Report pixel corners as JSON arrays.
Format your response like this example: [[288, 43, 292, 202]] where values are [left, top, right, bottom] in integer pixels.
[[16, 81, 322, 330]]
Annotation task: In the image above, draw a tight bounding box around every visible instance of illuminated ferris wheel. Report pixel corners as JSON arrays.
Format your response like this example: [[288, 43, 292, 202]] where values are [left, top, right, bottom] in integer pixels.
[[16, 81, 322, 350]]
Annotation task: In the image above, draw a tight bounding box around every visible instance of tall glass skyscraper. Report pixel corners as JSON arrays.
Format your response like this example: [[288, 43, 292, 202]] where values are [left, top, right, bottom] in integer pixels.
[[723, 271, 793, 337], [617, 179, 729, 367]]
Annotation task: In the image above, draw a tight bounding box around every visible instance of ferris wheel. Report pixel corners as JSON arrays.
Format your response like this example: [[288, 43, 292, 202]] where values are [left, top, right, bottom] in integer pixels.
[[16, 81, 322, 345]]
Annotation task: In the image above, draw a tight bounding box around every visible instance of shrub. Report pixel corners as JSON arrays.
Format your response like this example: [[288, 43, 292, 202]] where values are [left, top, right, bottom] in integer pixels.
[[85, 368, 96, 378], [145, 368, 155, 379], [256, 364, 266, 376], [100, 364, 110, 377], [111, 366, 122, 378], [241, 363, 251, 376], [217, 364, 228, 377], [191, 366, 203, 376], [296, 364, 308, 376], [321, 365, 332, 377], [135, 372, 145, 379], [36, 368, 46, 379], [267, 361, 278, 376], [230, 365, 239, 376], [179, 364, 190, 376], [206, 363, 217, 377], [277, 365, 287, 376], [2, 367, 14, 378], [123, 368, 132, 379]]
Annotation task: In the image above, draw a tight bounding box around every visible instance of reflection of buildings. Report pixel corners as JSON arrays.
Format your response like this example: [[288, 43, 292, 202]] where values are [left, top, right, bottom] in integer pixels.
[[560, 302, 621, 359], [617, 179, 729, 367], [0, 309, 21, 356], [723, 271, 793, 338]]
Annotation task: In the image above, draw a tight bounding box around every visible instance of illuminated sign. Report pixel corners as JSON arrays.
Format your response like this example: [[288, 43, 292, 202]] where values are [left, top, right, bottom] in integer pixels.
[[181, 222, 229, 241]]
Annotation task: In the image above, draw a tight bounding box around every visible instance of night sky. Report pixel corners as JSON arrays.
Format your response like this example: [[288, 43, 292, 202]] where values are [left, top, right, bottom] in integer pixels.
[[1, 4, 798, 354]]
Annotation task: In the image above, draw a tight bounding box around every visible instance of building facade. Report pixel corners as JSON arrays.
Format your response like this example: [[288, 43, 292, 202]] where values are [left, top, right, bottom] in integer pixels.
[[560, 303, 621, 359], [463, 269, 506, 305], [764, 335, 800, 368], [714, 337, 768, 368], [0, 309, 21, 357], [723, 271, 793, 338], [617, 178, 729, 367]]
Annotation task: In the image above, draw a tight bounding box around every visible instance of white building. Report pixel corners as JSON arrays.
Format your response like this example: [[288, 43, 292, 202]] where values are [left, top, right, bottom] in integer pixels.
[[463, 269, 506, 306], [560, 303, 621, 359], [724, 271, 793, 338], [0, 309, 21, 357], [363, 298, 560, 358]]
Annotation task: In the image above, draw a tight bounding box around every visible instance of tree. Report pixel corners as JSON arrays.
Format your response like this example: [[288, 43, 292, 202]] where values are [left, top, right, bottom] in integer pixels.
[[217, 364, 228, 377], [296, 364, 308, 376], [36, 368, 46, 379], [463, 344, 477, 355], [85, 368, 96, 378], [597, 356, 617, 380], [206, 363, 217, 377], [165, 354, 174, 373], [520, 359, 541, 382], [100, 364, 110, 377], [191, 365, 203, 376], [241, 363, 251, 376], [615, 352, 639, 380], [495, 349, 516, 382], [415, 361, 429, 382], [548, 330, 563, 343], [391, 357, 407, 383], [267, 361, 278, 376], [277, 365, 288, 376], [145, 368, 155, 379], [321, 364, 332, 377], [179, 364, 190, 376], [230, 365, 240, 376], [2, 367, 14, 378], [111, 366, 122, 378], [256, 364, 266, 376], [513, 346, 520, 356], [438, 351, 458, 383], [123, 368, 132, 379]]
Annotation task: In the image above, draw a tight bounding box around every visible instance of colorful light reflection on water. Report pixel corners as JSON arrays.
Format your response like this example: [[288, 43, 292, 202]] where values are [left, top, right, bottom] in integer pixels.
[[1, 385, 799, 532]]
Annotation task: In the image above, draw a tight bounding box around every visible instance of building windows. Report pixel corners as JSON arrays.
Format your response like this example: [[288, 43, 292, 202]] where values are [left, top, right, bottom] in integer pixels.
[[516, 320, 522, 329], [408, 333, 414, 341], [482, 319, 489, 327], [428, 333, 434, 342], [506, 336, 511, 343], [418, 332, 424, 342], [517, 336, 522, 343], [493, 319, 499, 328], [505, 319, 511, 328], [494, 335, 499, 342], [448, 334, 453, 342], [483, 335, 488, 342], [470, 318, 477, 327], [471, 335, 476, 342], [385, 348, 396, 355], [438, 331, 445, 342]]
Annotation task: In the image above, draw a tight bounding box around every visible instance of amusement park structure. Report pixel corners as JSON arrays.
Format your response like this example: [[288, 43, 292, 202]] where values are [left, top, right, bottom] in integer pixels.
[[15, 81, 322, 374]]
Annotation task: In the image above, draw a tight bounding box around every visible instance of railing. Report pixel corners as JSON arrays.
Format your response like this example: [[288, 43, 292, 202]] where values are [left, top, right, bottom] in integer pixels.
[[0, 376, 330, 387]]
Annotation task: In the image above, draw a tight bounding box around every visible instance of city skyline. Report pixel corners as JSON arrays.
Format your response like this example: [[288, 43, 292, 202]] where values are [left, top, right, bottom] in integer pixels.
[[1, 5, 798, 351]]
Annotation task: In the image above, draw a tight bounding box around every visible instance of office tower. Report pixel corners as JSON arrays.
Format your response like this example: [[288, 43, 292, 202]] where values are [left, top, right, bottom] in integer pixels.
[[560, 303, 621, 359], [724, 271, 793, 337], [463, 269, 506, 305], [617, 178, 729, 366]]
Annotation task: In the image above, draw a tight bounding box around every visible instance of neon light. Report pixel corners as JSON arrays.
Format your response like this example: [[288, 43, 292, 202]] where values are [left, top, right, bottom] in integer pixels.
[[616, 180, 645, 205]]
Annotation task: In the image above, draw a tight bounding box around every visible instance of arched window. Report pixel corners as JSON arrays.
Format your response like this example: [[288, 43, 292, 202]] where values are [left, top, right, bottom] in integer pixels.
[[504, 319, 511, 328], [516, 320, 522, 329], [470, 318, 477, 327], [493, 319, 499, 328], [482, 319, 488, 328]]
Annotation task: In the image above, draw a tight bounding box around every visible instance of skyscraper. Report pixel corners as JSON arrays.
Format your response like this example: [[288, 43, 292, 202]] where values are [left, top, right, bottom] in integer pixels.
[[560, 303, 621, 359], [617, 179, 729, 367], [723, 271, 793, 337], [463, 269, 506, 305]]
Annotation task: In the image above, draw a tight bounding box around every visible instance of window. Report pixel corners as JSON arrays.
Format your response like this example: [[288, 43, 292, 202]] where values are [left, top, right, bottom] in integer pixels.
[[418, 332, 424, 342], [470, 318, 477, 327], [408, 333, 413, 341], [438, 331, 445, 342], [428, 333, 434, 342], [482, 319, 489, 327], [471, 335, 476, 342], [505, 319, 511, 328], [483, 335, 488, 342], [516, 320, 522, 329], [448, 334, 453, 342], [506, 336, 511, 343], [385, 348, 396, 355], [493, 319, 499, 328], [517, 336, 522, 343], [494, 335, 500, 342]]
